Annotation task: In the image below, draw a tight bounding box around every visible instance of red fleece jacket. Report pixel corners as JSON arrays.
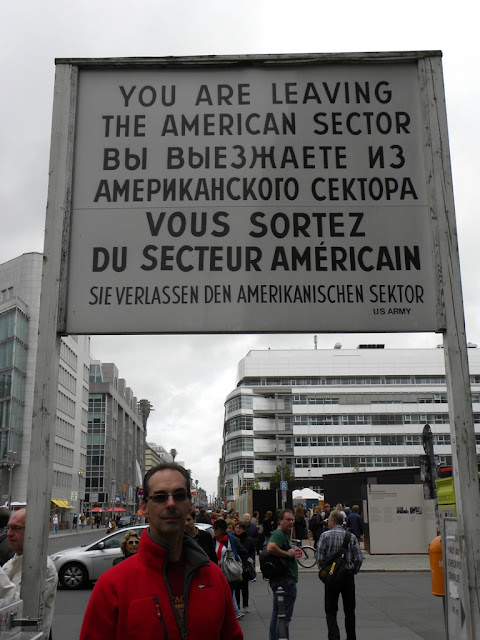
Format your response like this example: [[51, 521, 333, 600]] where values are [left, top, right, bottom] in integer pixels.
[[79, 528, 243, 640]]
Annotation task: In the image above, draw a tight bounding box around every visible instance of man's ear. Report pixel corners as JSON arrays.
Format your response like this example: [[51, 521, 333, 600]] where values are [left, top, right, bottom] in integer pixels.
[[140, 500, 148, 518]]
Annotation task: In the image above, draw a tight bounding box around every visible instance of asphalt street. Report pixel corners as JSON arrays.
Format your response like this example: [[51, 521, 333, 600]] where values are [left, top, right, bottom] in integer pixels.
[[53, 571, 445, 639], [48, 529, 445, 639]]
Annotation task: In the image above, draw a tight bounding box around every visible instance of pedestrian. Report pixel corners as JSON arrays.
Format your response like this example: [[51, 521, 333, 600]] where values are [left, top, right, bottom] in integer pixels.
[[308, 506, 323, 547], [80, 462, 242, 640], [346, 505, 363, 540], [0, 508, 58, 639], [335, 503, 347, 526], [80, 513, 85, 529], [292, 505, 308, 542], [73, 513, 78, 530], [261, 510, 275, 549], [112, 531, 140, 565], [52, 514, 59, 534], [316, 510, 363, 640], [214, 518, 248, 620], [267, 509, 298, 640], [234, 521, 255, 613], [184, 510, 217, 562], [0, 507, 14, 566], [243, 513, 258, 554]]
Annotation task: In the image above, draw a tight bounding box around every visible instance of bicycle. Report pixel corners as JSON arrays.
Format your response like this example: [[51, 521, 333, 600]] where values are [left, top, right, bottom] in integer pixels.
[[291, 538, 317, 568]]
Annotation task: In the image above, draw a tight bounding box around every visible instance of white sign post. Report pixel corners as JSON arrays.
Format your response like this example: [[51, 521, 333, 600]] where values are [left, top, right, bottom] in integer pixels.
[[24, 52, 480, 637]]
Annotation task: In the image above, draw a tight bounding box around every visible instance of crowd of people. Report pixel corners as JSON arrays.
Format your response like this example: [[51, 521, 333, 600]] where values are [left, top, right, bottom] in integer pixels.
[[0, 463, 364, 640]]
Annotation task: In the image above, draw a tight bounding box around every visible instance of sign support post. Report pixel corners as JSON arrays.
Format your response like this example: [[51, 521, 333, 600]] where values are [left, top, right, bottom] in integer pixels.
[[21, 63, 76, 620], [422, 56, 480, 637]]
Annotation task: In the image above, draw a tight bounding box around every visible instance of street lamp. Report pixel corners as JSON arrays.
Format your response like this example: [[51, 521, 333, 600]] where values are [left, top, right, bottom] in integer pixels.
[[6, 450, 17, 509]]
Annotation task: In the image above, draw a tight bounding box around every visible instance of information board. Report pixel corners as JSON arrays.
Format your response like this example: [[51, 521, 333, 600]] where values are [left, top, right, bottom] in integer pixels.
[[59, 53, 445, 334], [443, 517, 468, 639]]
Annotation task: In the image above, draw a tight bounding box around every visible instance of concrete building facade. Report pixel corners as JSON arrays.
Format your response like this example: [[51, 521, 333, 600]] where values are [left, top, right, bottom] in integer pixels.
[[0, 253, 90, 519], [220, 345, 480, 502], [87, 361, 146, 517]]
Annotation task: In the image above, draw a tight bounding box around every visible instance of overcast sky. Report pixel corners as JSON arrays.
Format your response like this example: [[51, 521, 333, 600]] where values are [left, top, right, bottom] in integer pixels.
[[2, 1, 479, 497]]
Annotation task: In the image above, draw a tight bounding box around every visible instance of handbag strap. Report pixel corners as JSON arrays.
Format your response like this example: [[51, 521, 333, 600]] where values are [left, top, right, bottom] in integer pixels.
[[323, 531, 351, 565]]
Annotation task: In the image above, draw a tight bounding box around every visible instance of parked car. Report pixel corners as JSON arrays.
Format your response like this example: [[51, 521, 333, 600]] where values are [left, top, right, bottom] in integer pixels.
[[51, 522, 214, 589], [51, 525, 147, 589], [117, 516, 132, 528]]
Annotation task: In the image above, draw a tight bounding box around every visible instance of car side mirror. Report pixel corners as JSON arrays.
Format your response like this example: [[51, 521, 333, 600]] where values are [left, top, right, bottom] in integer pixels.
[[97, 541, 105, 550]]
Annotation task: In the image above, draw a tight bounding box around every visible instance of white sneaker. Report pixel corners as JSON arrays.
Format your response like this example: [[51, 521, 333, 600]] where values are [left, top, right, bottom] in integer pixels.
[[236, 612, 244, 619], [244, 607, 249, 613]]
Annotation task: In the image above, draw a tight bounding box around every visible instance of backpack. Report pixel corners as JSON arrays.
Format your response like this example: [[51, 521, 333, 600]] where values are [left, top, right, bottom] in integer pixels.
[[259, 549, 289, 581], [318, 531, 351, 588]]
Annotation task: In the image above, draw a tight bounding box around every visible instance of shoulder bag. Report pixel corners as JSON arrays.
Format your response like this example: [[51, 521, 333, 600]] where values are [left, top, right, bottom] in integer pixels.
[[318, 531, 351, 587]]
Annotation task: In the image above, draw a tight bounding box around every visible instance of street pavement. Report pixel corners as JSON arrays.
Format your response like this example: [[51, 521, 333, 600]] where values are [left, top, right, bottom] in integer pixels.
[[51, 528, 445, 639]]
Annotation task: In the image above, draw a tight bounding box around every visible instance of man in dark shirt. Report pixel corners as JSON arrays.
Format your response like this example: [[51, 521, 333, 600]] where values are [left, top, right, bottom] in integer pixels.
[[185, 511, 217, 563], [346, 505, 363, 539]]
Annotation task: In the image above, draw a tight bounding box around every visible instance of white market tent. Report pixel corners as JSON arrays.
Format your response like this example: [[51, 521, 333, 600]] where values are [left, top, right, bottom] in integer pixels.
[[292, 488, 324, 500]]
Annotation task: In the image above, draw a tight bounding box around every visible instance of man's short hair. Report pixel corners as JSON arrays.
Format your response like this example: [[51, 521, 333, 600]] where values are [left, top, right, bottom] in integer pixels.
[[236, 521, 247, 531], [352, 505, 360, 513], [278, 509, 293, 521], [329, 510, 344, 526], [0, 507, 10, 528], [213, 518, 227, 531], [142, 462, 191, 498]]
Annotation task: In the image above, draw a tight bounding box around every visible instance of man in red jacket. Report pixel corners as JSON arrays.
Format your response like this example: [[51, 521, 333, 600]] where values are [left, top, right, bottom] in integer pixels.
[[80, 462, 242, 640]]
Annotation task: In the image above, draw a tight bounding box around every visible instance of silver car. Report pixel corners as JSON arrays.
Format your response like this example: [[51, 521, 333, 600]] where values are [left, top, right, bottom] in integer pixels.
[[51, 523, 213, 589]]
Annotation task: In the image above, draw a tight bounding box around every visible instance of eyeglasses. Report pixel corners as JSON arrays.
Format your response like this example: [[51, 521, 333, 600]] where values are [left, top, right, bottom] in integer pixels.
[[146, 491, 190, 504], [127, 540, 140, 545], [6, 526, 25, 532]]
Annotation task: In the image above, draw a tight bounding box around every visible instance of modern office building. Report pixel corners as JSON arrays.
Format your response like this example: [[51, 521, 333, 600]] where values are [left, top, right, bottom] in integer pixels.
[[87, 361, 146, 516], [220, 345, 480, 502], [0, 253, 90, 518]]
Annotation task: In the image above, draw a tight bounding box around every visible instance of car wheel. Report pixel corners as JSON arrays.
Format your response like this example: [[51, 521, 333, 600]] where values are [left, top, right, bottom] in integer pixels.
[[59, 562, 88, 590]]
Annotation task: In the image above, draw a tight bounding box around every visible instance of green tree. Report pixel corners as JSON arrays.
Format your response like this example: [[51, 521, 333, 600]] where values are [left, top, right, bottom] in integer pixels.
[[271, 464, 295, 483]]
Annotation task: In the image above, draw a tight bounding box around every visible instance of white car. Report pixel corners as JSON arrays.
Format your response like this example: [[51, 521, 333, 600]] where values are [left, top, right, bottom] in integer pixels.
[[51, 523, 213, 589]]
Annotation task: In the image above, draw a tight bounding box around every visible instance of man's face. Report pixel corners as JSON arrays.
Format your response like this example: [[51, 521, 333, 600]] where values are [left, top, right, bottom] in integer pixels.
[[244, 513, 251, 523], [141, 470, 191, 545], [235, 524, 244, 536], [278, 511, 294, 533], [184, 513, 196, 536], [7, 509, 26, 555]]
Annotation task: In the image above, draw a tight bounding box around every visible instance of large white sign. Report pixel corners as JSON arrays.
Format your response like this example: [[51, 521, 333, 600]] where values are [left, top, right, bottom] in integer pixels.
[[367, 483, 436, 553], [64, 55, 444, 334]]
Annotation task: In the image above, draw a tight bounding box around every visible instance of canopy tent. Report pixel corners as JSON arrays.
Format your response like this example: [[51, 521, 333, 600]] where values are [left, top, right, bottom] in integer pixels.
[[292, 488, 324, 500], [90, 507, 104, 512]]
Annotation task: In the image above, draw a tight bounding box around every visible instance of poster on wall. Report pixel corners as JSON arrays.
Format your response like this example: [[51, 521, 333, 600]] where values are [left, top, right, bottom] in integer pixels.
[[367, 483, 436, 553]]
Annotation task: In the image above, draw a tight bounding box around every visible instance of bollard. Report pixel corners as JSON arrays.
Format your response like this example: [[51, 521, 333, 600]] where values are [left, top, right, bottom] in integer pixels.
[[276, 586, 287, 640]]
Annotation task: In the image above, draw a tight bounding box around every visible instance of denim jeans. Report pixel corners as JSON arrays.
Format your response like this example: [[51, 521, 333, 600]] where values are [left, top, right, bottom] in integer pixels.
[[269, 578, 297, 640]]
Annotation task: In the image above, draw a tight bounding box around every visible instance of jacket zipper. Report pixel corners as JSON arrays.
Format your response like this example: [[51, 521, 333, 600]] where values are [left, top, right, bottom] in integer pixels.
[[153, 595, 169, 639]]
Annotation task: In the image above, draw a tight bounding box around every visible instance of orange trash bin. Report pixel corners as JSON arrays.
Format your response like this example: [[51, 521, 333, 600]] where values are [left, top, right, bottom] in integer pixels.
[[429, 535, 445, 596]]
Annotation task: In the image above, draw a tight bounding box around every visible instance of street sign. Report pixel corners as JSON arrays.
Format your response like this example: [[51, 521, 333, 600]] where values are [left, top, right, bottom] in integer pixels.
[[280, 481, 288, 490], [137, 488, 144, 499], [57, 52, 446, 335]]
